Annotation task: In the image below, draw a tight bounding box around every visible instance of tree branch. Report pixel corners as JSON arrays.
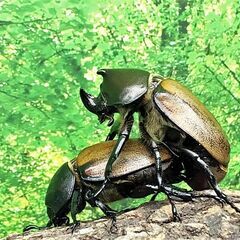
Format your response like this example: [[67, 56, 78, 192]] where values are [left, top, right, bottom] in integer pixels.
[[0, 90, 19, 99], [0, 90, 50, 119], [204, 65, 240, 105], [37, 49, 69, 65], [0, 18, 53, 26], [7, 190, 240, 240], [220, 60, 240, 85]]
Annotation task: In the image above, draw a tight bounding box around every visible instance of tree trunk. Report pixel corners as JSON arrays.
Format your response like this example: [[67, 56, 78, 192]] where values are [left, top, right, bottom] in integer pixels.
[[6, 190, 240, 240]]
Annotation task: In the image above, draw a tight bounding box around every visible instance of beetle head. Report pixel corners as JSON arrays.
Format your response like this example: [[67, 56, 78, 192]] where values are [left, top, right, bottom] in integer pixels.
[[97, 68, 150, 106], [80, 89, 115, 126]]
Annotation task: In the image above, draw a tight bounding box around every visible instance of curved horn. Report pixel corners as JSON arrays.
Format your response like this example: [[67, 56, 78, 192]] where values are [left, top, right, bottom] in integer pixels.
[[80, 89, 103, 114]]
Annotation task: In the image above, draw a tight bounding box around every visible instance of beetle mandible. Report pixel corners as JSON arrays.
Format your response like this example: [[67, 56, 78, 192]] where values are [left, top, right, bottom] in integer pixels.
[[80, 69, 238, 213]]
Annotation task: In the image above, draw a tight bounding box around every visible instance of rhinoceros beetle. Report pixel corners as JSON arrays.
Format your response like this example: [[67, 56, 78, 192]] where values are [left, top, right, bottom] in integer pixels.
[[80, 69, 239, 213], [24, 139, 235, 232]]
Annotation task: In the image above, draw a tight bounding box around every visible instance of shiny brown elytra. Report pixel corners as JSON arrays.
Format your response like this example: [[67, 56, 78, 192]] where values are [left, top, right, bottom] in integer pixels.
[[155, 79, 230, 166]]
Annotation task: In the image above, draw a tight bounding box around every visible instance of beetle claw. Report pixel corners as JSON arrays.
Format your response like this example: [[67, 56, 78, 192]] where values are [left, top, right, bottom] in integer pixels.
[[67, 221, 80, 234], [214, 196, 225, 207], [215, 193, 240, 213], [172, 213, 182, 222], [110, 216, 118, 234]]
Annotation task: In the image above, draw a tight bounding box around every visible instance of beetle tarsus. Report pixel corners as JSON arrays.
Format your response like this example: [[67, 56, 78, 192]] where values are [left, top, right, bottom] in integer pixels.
[[23, 225, 41, 232], [167, 195, 181, 222], [67, 221, 80, 234], [110, 217, 118, 234], [23, 221, 53, 232], [217, 192, 240, 213]]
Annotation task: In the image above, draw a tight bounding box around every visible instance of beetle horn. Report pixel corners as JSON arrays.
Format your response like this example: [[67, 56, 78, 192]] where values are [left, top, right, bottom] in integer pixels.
[[80, 89, 103, 114]]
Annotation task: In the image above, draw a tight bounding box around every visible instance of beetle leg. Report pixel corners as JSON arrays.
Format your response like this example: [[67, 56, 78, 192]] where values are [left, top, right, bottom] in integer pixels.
[[148, 184, 191, 201], [147, 183, 181, 221], [139, 122, 166, 192], [181, 148, 240, 213], [143, 138, 182, 220], [23, 220, 58, 232], [95, 199, 117, 233], [88, 197, 117, 233], [94, 199, 117, 219], [151, 140, 164, 189], [168, 195, 181, 221], [69, 188, 86, 233], [87, 114, 134, 200], [147, 184, 224, 203]]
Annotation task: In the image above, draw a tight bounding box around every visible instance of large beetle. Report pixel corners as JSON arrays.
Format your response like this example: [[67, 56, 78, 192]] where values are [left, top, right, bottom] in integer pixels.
[[80, 69, 238, 213]]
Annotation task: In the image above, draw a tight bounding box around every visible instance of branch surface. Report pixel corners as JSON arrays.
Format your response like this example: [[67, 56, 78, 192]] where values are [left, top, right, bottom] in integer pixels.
[[6, 190, 240, 240]]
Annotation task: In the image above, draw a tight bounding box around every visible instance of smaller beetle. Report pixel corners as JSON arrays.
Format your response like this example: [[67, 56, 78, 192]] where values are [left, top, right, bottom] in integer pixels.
[[45, 139, 183, 228], [24, 139, 238, 232]]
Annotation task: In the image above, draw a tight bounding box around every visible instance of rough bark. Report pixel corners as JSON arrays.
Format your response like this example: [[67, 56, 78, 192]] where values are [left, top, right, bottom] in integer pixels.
[[6, 190, 240, 240]]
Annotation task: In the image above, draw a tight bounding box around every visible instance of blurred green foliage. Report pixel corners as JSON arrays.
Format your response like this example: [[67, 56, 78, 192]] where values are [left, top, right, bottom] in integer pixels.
[[0, 0, 239, 237]]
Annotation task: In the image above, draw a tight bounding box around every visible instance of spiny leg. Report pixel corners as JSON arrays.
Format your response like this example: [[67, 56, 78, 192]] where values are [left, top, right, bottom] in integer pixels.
[[86, 114, 134, 200], [148, 140, 181, 220], [181, 147, 240, 213]]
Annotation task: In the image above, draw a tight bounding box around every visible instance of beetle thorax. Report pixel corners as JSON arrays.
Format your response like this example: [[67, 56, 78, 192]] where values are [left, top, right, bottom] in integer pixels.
[[142, 105, 167, 142], [139, 77, 178, 144]]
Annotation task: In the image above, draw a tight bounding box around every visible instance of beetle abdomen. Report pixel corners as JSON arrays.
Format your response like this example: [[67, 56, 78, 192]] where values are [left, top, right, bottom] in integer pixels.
[[154, 79, 230, 166]]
